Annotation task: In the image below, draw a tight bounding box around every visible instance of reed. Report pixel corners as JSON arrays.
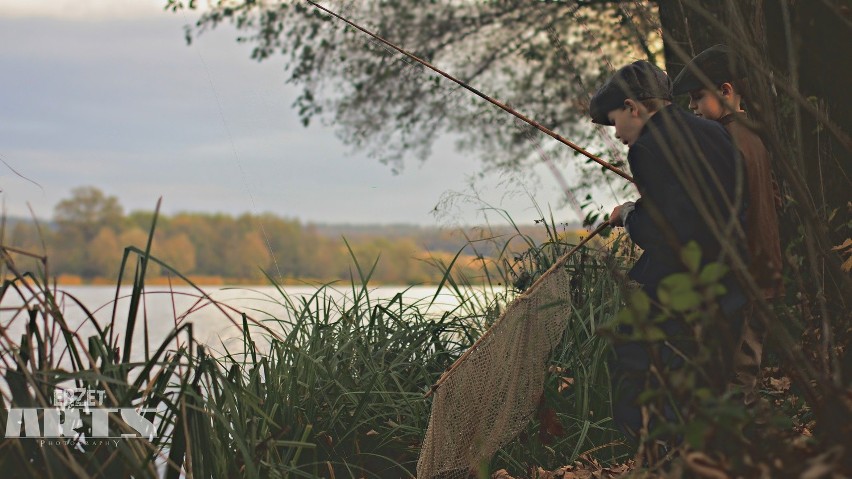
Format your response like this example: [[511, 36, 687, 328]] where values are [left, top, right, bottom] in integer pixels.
[[0, 206, 628, 478]]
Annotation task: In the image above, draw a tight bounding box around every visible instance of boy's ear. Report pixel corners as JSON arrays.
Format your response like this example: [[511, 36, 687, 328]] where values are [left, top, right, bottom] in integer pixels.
[[720, 82, 735, 97], [623, 99, 639, 116]]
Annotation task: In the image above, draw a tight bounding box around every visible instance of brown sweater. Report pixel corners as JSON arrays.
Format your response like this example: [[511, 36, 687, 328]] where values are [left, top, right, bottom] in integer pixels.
[[720, 114, 784, 299]]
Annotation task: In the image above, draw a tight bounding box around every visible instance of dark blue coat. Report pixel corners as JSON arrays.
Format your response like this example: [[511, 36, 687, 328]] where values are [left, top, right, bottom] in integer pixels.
[[624, 105, 748, 310]]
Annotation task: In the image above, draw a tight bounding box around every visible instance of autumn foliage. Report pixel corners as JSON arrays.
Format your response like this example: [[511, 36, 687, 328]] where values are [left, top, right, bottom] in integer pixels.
[[6, 186, 584, 285]]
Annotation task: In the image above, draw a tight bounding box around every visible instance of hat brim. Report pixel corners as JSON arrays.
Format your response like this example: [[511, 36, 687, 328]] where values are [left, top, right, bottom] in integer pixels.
[[672, 76, 704, 96]]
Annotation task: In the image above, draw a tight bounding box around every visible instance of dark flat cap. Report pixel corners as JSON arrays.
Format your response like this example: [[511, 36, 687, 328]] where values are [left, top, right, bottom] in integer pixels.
[[589, 60, 672, 125], [672, 44, 745, 95]]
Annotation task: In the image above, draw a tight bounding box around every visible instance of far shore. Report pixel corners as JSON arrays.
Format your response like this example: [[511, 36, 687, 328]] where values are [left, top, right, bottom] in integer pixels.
[[12, 274, 463, 289]]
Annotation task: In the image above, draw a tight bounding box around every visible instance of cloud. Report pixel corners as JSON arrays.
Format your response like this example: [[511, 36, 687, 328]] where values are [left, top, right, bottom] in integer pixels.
[[4, 0, 175, 19], [0, 6, 589, 226]]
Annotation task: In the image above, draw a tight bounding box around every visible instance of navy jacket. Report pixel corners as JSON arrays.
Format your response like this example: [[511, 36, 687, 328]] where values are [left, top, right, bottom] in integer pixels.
[[624, 105, 748, 308]]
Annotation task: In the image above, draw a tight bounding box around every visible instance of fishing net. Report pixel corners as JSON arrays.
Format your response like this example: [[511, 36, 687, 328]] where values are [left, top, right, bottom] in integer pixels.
[[417, 266, 573, 479]]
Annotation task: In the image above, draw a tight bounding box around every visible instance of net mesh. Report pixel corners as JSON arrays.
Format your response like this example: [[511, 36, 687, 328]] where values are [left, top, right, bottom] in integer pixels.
[[417, 267, 572, 479]]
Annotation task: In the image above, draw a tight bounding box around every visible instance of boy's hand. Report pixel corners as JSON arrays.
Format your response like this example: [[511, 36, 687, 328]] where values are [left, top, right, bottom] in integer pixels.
[[610, 205, 625, 226], [609, 201, 636, 227]]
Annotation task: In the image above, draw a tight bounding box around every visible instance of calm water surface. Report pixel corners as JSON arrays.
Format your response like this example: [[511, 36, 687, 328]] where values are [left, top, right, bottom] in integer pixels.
[[2, 284, 482, 360]]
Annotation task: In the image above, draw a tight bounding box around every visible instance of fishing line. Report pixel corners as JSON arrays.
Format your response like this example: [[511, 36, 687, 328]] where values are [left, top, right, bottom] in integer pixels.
[[309, 0, 636, 231], [325, 3, 571, 223], [180, 8, 283, 281], [306, 0, 633, 184]]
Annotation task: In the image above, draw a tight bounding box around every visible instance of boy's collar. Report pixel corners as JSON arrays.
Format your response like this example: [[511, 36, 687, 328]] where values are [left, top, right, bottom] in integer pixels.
[[637, 103, 678, 137], [719, 111, 747, 126]]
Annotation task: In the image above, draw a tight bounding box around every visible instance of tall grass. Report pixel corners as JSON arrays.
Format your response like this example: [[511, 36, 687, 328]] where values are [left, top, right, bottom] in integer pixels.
[[0, 207, 627, 478], [0, 211, 207, 477], [0, 205, 315, 478]]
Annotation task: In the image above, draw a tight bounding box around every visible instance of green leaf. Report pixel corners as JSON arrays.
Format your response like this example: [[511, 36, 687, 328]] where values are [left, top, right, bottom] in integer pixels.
[[637, 388, 660, 404], [680, 241, 702, 273], [633, 325, 667, 341], [712, 284, 728, 296], [657, 287, 671, 306], [670, 290, 702, 312], [699, 262, 729, 284], [660, 272, 693, 291], [616, 308, 635, 325], [694, 388, 713, 400], [658, 272, 703, 311], [628, 290, 651, 319], [684, 419, 708, 449]]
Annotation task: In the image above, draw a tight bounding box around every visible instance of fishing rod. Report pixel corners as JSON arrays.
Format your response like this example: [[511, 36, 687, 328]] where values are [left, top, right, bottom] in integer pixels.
[[305, 0, 634, 184]]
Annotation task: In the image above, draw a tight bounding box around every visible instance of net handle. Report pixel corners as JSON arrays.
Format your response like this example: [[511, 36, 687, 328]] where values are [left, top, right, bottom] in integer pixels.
[[425, 220, 611, 398]]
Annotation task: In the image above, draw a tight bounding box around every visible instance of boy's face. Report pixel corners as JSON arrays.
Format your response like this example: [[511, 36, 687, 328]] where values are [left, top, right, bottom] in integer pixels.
[[687, 87, 725, 120], [606, 101, 646, 147]]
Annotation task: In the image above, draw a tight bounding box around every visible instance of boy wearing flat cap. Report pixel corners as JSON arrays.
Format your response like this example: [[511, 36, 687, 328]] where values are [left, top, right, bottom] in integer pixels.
[[673, 45, 784, 405], [590, 60, 749, 444]]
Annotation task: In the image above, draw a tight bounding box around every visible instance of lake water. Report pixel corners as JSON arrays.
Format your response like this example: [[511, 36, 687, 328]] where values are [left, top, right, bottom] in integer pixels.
[[1, 284, 483, 360]]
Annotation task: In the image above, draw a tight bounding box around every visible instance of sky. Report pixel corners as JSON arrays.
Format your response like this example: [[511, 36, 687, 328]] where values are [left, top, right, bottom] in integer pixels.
[[0, 0, 623, 227]]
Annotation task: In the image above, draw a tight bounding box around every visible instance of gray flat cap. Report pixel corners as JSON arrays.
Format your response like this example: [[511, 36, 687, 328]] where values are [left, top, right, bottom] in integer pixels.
[[589, 60, 673, 125]]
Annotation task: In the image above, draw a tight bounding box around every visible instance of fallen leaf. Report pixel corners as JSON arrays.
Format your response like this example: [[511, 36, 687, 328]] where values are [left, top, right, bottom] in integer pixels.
[[800, 445, 845, 479], [538, 405, 565, 444], [492, 469, 515, 479], [319, 433, 333, 447], [830, 238, 852, 251], [536, 466, 555, 479], [559, 377, 575, 393], [769, 376, 791, 392], [685, 451, 730, 479], [553, 466, 579, 479]]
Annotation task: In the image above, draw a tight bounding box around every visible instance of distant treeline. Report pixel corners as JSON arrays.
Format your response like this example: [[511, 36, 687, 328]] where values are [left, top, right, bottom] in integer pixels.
[[4, 187, 583, 284]]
